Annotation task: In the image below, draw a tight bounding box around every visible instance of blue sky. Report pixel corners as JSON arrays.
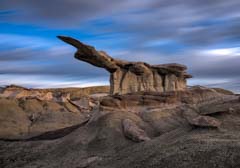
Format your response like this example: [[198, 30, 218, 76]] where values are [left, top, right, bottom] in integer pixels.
[[0, 0, 240, 92]]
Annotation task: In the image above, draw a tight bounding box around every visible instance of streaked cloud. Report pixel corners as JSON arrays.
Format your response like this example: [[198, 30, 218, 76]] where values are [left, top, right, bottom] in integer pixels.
[[0, 0, 239, 92]]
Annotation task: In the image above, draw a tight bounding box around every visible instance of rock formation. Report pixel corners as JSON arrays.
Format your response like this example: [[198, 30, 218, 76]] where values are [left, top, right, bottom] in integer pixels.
[[58, 36, 192, 95], [0, 85, 108, 139], [122, 119, 150, 142], [1, 86, 240, 168], [1, 36, 240, 168]]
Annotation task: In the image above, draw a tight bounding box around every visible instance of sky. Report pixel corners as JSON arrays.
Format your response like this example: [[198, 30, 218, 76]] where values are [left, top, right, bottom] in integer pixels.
[[0, 0, 240, 92]]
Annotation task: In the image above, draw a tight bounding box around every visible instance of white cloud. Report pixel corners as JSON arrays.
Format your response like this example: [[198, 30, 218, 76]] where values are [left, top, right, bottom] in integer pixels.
[[201, 47, 240, 57], [0, 74, 108, 88]]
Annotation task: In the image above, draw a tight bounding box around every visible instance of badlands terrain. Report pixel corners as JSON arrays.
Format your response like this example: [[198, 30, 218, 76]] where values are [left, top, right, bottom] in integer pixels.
[[0, 85, 240, 168], [1, 37, 240, 168]]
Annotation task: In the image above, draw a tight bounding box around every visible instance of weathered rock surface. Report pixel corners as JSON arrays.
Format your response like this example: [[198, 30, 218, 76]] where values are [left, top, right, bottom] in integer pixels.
[[122, 119, 150, 142], [0, 86, 240, 168], [0, 85, 108, 139], [58, 36, 192, 94], [181, 105, 222, 128], [0, 85, 109, 102], [187, 115, 221, 128], [0, 97, 89, 139]]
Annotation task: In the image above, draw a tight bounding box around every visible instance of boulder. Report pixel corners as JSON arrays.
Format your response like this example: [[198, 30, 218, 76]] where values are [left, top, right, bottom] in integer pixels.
[[187, 115, 221, 128], [181, 105, 221, 128], [199, 97, 240, 115], [122, 119, 150, 142]]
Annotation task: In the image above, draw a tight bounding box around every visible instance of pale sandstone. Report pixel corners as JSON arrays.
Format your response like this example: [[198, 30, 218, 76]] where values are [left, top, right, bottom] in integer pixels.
[[58, 36, 192, 95]]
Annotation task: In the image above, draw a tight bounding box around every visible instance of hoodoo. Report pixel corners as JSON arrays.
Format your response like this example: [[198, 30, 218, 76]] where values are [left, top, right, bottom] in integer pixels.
[[58, 36, 192, 95]]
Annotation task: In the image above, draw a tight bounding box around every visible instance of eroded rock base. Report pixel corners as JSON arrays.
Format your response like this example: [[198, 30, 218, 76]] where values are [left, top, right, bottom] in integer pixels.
[[1, 86, 240, 168]]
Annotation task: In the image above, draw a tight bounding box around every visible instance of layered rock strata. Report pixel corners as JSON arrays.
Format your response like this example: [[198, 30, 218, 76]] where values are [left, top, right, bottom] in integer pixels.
[[58, 36, 192, 94]]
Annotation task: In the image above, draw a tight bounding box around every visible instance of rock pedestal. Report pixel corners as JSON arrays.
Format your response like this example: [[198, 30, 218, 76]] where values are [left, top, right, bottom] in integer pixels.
[[58, 36, 192, 95]]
